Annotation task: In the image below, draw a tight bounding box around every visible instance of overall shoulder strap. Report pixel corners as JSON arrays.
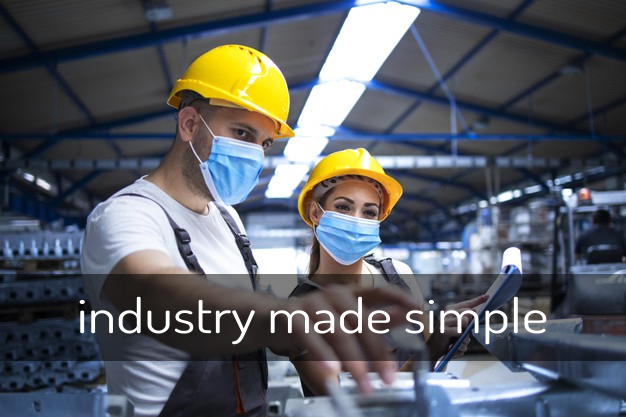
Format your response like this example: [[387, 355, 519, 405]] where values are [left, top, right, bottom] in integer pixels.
[[116, 193, 205, 275], [288, 282, 321, 298], [214, 203, 259, 289], [363, 254, 411, 294]]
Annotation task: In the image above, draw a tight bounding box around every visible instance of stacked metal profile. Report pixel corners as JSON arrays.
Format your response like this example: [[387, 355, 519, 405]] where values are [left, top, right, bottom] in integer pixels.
[[0, 230, 104, 393]]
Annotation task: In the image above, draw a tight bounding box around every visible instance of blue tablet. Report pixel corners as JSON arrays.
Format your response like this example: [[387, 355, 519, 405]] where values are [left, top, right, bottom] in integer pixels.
[[434, 247, 523, 372]]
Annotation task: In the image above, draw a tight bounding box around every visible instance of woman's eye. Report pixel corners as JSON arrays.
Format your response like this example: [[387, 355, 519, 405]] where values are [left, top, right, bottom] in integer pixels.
[[335, 204, 350, 212], [262, 139, 273, 150], [365, 210, 379, 218]]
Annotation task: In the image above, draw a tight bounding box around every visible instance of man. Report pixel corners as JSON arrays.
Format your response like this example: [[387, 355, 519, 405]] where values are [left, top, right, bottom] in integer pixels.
[[575, 208, 626, 264], [81, 44, 422, 417]]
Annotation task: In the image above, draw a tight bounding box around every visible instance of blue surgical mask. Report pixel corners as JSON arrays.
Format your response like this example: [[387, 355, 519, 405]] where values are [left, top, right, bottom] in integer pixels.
[[315, 204, 381, 265], [190, 115, 264, 205]]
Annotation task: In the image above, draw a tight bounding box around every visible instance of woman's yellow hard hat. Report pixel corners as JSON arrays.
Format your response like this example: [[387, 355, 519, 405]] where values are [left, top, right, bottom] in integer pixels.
[[298, 148, 403, 226], [167, 44, 295, 139]]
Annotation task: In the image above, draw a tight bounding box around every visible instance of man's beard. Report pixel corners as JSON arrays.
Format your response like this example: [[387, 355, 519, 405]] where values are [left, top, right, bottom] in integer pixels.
[[181, 138, 213, 200]]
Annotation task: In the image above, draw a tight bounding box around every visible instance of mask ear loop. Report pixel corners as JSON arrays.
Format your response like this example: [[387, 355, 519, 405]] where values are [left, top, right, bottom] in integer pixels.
[[189, 142, 202, 164], [310, 202, 325, 237], [189, 114, 216, 164], [198, 114, 217, 138]]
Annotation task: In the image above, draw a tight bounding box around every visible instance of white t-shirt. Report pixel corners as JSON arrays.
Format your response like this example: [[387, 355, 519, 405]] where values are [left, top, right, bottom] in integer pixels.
[[81, 178, 251, 417], [363, 259, 426, 309], [363, 260, 430, 340]]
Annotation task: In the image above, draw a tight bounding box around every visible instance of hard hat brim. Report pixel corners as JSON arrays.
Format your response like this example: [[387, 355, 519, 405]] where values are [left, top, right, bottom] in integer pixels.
[[298, 167, 403, 227]]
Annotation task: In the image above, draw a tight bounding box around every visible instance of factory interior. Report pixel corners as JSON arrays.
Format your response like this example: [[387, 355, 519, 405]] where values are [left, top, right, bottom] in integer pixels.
[[1, 0, 626, 416]]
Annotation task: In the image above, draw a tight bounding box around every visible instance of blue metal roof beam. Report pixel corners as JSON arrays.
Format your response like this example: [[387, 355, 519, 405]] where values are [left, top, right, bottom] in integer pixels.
[[290, 79, 604, 139], [391, 191, 462, 233], [0, 3, 129, 161], [387, 168, 487, 200], [20, 108, 173, 159], [393, 0, 536, 135], [432, 0, 535, 92], [0, 4, 95, 125], [2, 0, 625, 75], [0, 0, 373, 73], [13, 74, 625, 156], [0, 5, 121, 210], [365, 79, 590, 134], [52, 170, 102, 206], [258, 0, 274, 53], [6, 131, 626, 143], [397, 1, 626, 63], [149, 21, 173, 92], [568, 94, 626, 129], [336, 126, 449, 154], [500, 26, 626, 111]]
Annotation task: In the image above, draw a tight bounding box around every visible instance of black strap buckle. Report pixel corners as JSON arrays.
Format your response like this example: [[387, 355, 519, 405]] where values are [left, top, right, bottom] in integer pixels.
[[173, 228, 191, 244]]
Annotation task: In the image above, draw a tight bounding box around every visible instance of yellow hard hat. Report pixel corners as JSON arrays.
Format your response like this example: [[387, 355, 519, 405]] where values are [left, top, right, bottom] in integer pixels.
[[298, 148, 403, 226], [167, 44, 295, 139]]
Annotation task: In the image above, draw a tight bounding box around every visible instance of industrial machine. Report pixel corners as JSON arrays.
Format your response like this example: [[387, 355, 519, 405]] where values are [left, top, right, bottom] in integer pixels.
[[285, 318, 626, 417], [552, 189, 626, 334], [284, 243, 626, 417]]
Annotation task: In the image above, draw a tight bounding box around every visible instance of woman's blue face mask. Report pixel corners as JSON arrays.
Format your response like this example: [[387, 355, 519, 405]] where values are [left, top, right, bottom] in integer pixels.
[[315, 203, 381, 265], [189, 114, 264, 205]]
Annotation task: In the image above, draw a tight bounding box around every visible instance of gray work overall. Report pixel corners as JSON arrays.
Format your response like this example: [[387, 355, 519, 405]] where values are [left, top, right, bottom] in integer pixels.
[[120, 194, 269, 417]]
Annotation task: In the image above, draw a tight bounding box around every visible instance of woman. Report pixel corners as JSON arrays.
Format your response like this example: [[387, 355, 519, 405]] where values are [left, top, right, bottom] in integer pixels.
[[290, 148, 486, 396]]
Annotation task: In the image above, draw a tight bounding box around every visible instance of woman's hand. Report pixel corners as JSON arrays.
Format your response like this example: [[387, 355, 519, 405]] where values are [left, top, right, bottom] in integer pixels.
[[425, 294, 489, 366]]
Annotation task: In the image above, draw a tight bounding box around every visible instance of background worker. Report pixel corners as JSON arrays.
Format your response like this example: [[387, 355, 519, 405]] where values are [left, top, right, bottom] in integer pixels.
[[289, 148, 488, 396], [81, 46, 419, 417], [575, 208, 626, 264]]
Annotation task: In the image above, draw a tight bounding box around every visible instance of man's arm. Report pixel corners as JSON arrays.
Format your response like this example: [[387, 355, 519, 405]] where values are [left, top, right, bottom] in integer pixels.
[[104, 250, 421, 393], [104, 249, 284, 353]]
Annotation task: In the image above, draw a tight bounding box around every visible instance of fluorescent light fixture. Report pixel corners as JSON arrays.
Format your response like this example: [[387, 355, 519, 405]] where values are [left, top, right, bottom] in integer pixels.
[[284, 126, 334, 163], [298, 80, 366, 128], [294, 125, 336, 138], [295, 0, 420, 129], [320, 2, 421, 82], [555, 174, 573, 185], [271, 1, 420, 199], [435, 241, 463, 250], [22, 172, 35, 182], [524, 185, 542, 194], [143, 0, 173, 22], [35, 178, 52, 191], [497, 190, 514, 203], [284, 135, 329, 163], [265, 164, 309, 199], [451, 250, 466, 260]]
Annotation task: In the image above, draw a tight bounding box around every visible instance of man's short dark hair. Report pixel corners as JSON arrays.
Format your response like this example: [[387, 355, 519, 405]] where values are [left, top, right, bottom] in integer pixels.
[[593, 208, 611, 225]]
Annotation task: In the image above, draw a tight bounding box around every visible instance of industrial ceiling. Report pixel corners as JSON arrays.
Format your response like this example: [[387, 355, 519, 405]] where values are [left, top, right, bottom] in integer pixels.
[[1, 0, 626, 241]]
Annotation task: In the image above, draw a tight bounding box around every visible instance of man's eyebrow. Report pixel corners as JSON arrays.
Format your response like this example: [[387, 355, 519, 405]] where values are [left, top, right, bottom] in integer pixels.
[[232, 122, 273, 143], [231, 122, 258, 136]]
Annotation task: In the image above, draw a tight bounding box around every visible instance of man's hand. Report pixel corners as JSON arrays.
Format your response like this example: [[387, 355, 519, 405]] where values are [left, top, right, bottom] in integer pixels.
[[267, 284, 420, 394]]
